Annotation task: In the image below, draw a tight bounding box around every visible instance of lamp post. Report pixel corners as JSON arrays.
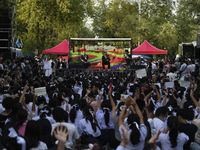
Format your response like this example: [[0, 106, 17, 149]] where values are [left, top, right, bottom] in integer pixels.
[[119, 0, 141, 46]]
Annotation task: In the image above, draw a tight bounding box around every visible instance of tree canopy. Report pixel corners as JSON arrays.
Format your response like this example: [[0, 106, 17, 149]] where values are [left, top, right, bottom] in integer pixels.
[[16, 0, 200, 55]]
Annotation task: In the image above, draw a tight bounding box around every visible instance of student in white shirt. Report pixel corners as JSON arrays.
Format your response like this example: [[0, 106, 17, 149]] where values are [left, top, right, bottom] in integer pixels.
[[25, 120, 48, 150], [96, 94, 119, 149], [156, 116, 189, 150], [118, 96, 147, 150], [147, 106, 168, 137], [51, 107, 81, 149], [78, 105, 102, 148], [68, 99, 83, 129]]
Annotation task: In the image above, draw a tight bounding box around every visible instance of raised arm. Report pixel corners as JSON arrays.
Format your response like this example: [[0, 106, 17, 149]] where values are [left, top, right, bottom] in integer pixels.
[[97, 96, 102, 111], [118, 97, 132, 126], [144, 91, 153, 103], [132, 97, 144, 125], [19, 85, 29, 104], [31, 94, 37, 118], [108, 89, 115, 109], [154, 85, 161, 103], [190, 89, 199, 107], [163, 89, 168, 106], [171, 89, 179, 106]]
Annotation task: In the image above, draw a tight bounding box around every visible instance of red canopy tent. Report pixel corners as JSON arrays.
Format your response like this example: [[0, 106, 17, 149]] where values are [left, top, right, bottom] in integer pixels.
[[132, 40, 167, 54], [43, 39, 69, 54]]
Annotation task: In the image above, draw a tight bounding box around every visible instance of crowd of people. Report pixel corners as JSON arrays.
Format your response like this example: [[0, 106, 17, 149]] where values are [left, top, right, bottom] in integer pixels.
[[0, 54, 200, 150]]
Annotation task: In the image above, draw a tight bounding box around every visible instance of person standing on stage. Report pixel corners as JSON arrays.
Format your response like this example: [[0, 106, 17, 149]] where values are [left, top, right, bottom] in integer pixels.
[[81, 51, 90, 69], [57, 57, 66, 74], [102, 51, 110, 69], [122, 50, 131, 68]]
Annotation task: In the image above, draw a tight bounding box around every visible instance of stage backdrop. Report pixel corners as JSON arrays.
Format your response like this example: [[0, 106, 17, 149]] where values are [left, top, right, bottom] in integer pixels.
[[69, 42, 130, 69]]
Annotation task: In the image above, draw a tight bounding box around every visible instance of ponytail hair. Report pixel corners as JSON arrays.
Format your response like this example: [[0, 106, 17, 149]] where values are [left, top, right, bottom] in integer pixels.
[[83, 106, 99, 132], [101, 100, 112, 127], [167, 116, 179, 148], [39, 106, 52, 119], [103, 108, 110, 126], [127, 113, 140, 145], [70, 104, 79, 123], [16, 109, 28, 129]]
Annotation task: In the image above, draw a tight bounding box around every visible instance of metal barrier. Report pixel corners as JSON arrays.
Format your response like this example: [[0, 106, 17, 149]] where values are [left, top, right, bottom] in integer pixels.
[[43, 68, 153, 77]]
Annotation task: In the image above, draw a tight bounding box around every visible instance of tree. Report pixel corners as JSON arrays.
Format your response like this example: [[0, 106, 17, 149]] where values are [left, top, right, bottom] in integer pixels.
[[17, 0, 94, 54]]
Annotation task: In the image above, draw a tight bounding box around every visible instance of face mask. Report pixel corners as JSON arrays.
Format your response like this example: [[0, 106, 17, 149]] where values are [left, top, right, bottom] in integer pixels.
[[161, 117, 167, 122]]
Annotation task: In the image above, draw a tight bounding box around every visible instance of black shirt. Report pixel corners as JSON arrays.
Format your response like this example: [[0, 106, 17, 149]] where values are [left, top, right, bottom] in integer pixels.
[[81, 54, 88, 62], [125, 54, 131, 64], [178, 123, 197, 150]]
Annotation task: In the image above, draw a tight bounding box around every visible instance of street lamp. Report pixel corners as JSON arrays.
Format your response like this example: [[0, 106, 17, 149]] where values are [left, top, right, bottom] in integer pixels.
[[119, 0, 141, 46]]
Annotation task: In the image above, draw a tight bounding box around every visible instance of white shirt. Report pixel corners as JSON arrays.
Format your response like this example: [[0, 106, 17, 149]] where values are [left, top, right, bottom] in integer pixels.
[[78, 118, 101, 137], [119, 124, 147, 150], [96, 110, 114, 130], [148, 118, 165, 137], [152, 63, 157, 73], [187, 64, 195, 76], [156, 131, 189, 150], [51, 122, 80, 149], [32, 115, 55, 124], [180, 63, 188, 77], [68, 110, 83, 129], [30, 141, 47, 150]]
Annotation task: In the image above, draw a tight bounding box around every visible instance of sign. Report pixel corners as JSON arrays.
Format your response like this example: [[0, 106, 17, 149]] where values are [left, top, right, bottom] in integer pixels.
[[136, 69, 147, 78], [180, 81, 190, 89], [35, 87, 46, 96], [165, 82, 174, 89], [43, 61, 51, 69]]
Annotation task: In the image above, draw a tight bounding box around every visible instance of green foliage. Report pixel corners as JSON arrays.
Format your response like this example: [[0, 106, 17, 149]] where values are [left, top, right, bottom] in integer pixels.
[[17, 0, 200, 57], [17, 0, 94, 54]]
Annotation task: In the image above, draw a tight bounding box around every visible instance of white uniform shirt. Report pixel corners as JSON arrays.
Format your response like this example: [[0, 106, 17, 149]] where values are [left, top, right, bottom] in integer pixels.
[[156, 131, 189, 150], [148, 118, 165, 137], [78, 118, 101, 137], [180, 63, 188, 77], [68, 110, 83, 129], [51, 122, 80, 149], [187, 64, 195, 76], [96, 110, 114, 130], [119, 124, 147, 150], [30, 141, 47, 150]]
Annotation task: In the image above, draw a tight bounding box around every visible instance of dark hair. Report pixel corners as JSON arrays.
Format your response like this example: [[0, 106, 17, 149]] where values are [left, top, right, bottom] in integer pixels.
[[48, 98, 58, 109], [70, 100, 80, 123], [101, 100, 111, 126], [155, 106, 168, 117], [117, 102, 125, 112], [2, 97, 14, 110], [127, 113, 140, 145], [39, 106, 52, 119], [37, 96, 46, 106], [1, 122, 30, 150], [79, 99, 87, 111], [25, 120, 41, 148], [37, 119, 54, 148], [10, 103, 23, 123], [63, 110, 69, 123], [52, 107, 65, 122], [136, 99, 145, 112], [16, 109, 28, 129], [83, 106, 99, 132], [167, 116, 179, 148], [25, 94, 33, 104]]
